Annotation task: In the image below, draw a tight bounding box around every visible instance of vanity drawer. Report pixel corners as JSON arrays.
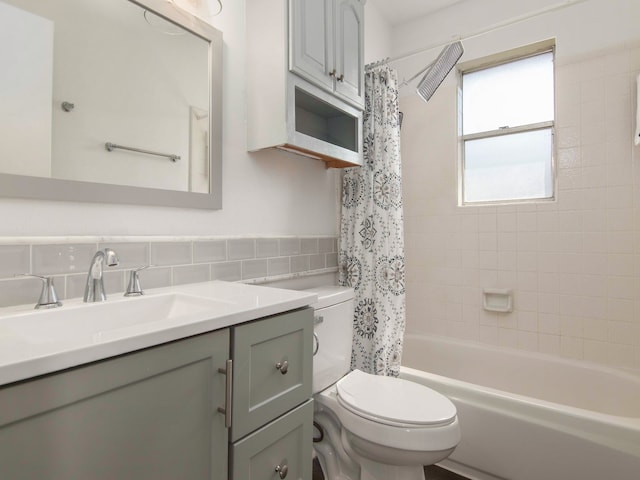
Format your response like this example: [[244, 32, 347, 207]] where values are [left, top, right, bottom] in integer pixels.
[[231, 399, 313, 480], [231, 307, 313, 441]]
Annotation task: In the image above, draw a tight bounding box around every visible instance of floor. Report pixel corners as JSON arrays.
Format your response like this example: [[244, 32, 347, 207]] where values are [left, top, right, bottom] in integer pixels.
[[312, 458, 469, 479]]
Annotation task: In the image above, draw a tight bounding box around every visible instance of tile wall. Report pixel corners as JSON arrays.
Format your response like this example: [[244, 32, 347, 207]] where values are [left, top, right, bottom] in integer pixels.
[[0, 236, 338, 308], [401, 44, 640, 371]]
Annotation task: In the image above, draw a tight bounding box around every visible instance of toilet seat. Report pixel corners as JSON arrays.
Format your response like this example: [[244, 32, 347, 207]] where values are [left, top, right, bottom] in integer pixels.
[[336, 369, 457, 427], [319, 370, 461, 453]]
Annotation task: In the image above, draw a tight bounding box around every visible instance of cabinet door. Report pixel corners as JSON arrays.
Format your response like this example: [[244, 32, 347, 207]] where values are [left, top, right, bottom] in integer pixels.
[[231, 400, 313, 480], [0, 330, 230, 480], [334, 0, 364, 107], [289, 0, 335, 91], [231, 307, 313, 441]]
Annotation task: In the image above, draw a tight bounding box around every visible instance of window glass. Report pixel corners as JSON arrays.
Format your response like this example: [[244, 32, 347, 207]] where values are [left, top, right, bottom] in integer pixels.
[[460, 47, 555, 204], [463, 52, 554, 135], [464, 128, 553, 203]]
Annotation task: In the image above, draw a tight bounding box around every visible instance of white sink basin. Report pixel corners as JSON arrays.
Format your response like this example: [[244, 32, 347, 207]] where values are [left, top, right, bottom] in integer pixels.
[[0, 293, 235, 346], [0, 281, 317, 387]]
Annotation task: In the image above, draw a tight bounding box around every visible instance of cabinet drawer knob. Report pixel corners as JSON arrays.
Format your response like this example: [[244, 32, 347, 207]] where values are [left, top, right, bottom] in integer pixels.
[[275, 462, 289, 479], [275, 360, 289, 375], [328, 69, 336, 77], [337, 74, 344, 82]]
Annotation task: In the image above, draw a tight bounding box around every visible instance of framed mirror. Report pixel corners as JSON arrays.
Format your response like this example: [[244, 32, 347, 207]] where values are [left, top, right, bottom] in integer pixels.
[[0, 0, 222, 209]]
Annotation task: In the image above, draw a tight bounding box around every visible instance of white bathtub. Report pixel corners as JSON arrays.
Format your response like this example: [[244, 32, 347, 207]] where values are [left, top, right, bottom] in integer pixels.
[[400, 334, 640, 480]]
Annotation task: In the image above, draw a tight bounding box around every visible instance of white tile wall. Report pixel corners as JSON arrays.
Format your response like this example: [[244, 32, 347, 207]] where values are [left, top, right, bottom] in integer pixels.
[[401, 44, 640, 371]]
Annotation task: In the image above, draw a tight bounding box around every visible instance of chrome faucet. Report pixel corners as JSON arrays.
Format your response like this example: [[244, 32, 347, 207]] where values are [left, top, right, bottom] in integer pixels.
[[83, 248, 119, 303]]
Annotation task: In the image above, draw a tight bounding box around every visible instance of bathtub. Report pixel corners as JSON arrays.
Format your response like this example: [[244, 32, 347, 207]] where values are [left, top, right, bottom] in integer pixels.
[[400, 334, 640, 480]]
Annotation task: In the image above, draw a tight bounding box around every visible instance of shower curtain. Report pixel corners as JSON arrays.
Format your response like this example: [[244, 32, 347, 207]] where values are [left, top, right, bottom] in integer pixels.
[[339, 65, 405, 377]]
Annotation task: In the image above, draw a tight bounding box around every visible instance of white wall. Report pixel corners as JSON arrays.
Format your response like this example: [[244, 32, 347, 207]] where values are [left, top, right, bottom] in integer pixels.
[[0, 0, 343, 237], [363, 0, 392, 64], [398, 0, 640, 370]]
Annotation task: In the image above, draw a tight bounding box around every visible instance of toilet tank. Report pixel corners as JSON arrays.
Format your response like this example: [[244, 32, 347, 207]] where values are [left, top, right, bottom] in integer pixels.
[[302, 286, 354, 394]]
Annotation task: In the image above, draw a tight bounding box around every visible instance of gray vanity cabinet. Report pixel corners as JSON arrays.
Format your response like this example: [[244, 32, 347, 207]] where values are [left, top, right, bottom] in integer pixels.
[[230, 307, 314, 480], [0, 330, 230, 480], [231, 308, 313, 442], [231, 400, 313, 480], [0, 307, 314, 480]]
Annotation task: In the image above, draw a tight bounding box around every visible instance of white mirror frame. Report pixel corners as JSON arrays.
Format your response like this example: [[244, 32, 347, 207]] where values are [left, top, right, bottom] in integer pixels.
[[0, 0, 223, 210]]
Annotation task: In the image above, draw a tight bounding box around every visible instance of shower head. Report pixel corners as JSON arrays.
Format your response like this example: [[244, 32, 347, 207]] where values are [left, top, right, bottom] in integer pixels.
[[415, 41, 464, 102]]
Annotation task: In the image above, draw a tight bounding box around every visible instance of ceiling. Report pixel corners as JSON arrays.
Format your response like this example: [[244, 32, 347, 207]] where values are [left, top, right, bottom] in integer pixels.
[[368, 0, 465, 27]]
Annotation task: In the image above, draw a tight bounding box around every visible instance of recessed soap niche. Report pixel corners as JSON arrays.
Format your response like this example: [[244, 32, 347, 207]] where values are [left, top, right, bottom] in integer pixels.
[[483, 288, 513, 313]]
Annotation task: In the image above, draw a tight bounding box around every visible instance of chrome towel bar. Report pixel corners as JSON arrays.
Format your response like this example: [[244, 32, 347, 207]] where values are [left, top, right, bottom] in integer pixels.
[[105, 142, 180, 162]]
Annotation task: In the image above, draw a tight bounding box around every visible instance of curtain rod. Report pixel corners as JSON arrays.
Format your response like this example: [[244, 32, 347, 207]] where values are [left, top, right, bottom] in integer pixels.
[[382, 0, 590, 65]]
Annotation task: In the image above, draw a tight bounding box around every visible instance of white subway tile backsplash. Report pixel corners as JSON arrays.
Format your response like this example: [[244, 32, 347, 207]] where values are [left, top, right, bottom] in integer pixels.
[[291, 255, 310, 273], [0, 236, 338, 308], [33, 244, 96, 275], [173, 264, 210, 285], [268, 257, 290, 276], [256, 239, 278, 258], [98, 242, 149, 269], [326, 253, 338, 268], [301, 238, 319, 254], [0, 276, 54, 308], [139, 267, 172, 290], [194, 240, 227, 263], [279, 238, 301, 256], [0, 245, 30, 279], [242, 259, 268, 280], [227, 239, 255, 260], [309, 254, 326, 271], [150, 242, 192, 266], [66, 270, 123, 299], [211, 261, 243, 282]]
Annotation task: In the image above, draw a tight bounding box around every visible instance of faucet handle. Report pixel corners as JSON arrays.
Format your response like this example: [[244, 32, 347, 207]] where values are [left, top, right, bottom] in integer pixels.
[[124, 265, 152, 297], [16, 274, 63, 309]]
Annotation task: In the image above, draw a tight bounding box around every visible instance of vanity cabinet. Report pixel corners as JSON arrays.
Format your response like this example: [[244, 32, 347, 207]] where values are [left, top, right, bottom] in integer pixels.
[[0, 307, 314, 480], [230, 308, 314, 480], [247, 0, 364, 167], [231, 308, 313, 441], [0, 330, 230, 480], [290, 0, 364, 108], [231, 400, 313, 480]]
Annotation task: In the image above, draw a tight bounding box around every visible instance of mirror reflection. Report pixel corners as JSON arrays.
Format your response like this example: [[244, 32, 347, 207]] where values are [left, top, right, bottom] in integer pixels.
[[0, 0, 216, 196]]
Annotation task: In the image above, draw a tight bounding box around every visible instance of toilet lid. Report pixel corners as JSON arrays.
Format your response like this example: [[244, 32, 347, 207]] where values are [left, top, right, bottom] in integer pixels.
[[336, 369, 457, 426]]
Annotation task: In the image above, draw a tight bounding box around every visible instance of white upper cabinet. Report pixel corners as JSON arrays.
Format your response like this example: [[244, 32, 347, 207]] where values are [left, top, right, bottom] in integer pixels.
[[290, 0, 364, 109], [246, 0, 364, 167]]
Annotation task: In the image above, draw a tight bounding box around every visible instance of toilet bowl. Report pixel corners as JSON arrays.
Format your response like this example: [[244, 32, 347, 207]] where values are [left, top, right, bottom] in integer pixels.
[[306, 286, 461, 480]]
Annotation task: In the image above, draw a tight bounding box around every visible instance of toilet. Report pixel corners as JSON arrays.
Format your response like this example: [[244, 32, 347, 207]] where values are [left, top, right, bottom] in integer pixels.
[[306, 286, 461, 480]]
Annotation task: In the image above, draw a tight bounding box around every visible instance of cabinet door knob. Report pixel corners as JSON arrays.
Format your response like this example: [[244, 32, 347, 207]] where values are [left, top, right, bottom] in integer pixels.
[[275, 360, 289, 375], [328, 69, 336, 77], [337, 74, 345, 82], [275, 462, 289, 479]]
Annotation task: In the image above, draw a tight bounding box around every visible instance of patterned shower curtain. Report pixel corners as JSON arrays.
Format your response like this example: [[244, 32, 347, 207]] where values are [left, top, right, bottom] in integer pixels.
[[339, 65, 405, 377]]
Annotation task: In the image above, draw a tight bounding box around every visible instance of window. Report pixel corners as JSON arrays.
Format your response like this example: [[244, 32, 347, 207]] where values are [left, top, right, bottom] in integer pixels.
[[460, 46, 555, 204]]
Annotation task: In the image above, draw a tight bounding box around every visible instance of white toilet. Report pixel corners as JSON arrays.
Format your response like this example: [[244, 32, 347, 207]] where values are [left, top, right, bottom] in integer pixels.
[[306, 286, 461, 480]]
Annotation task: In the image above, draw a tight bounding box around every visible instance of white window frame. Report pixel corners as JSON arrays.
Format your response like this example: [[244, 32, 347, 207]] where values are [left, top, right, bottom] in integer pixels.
[[458, 40, 557, 206]]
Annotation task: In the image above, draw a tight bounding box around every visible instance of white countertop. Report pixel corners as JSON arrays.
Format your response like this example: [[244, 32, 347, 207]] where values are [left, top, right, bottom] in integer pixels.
[[0, 281, 317, 386]]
